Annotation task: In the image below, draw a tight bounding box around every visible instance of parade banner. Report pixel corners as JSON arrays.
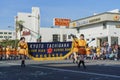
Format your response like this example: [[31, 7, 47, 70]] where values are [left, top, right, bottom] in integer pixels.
[[27, 42, 72, 61]]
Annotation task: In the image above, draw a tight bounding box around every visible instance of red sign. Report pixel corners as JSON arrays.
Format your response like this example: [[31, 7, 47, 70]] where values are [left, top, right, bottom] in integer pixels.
[[53, 18, 71, 27], [22, 30, 30, 36]]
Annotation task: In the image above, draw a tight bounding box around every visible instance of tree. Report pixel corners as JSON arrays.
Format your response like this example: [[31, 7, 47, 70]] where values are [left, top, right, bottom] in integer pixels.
[[0, 39, 19, 48], [16, 20, 25, 33]]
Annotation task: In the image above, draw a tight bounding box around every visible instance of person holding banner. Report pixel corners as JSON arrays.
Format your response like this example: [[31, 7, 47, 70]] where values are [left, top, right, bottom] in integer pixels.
[[18, 37, 28, 67], [72, 37, 79, 63]]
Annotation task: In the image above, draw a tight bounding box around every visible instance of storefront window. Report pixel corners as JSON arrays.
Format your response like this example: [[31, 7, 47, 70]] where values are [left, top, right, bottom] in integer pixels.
[[97, 37, 108, 46], [53, 34, 60, 42], [63, 34, 67, 42], [111, 37, 118, 45], [68, 35, 71, 39], [103, 23, 107, 29]]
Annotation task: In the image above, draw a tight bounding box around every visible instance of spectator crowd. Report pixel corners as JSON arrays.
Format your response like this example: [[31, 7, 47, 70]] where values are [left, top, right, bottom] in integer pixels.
[[86, 42, 120, 60]]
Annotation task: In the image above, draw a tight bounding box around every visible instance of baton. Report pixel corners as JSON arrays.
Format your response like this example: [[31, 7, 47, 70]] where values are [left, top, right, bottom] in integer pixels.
[[70, 34, 78, 43], [87, 38, 95, 46]]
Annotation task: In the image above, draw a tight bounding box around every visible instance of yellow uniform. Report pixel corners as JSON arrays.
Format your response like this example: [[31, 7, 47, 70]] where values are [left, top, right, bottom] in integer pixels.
[[18, 42, 28, 55], [86, 47, 91, 56], [76, 39, 87, 55], [78, 40, 86, 47], [6, 47, 11, 55], [96, 47, 100, 57], [11, 48, 17, 55], [72, 40, 79, 53]]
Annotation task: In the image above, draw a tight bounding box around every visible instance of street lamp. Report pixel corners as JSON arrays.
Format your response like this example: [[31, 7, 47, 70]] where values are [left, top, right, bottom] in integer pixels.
[[28, 15, 41, 42]]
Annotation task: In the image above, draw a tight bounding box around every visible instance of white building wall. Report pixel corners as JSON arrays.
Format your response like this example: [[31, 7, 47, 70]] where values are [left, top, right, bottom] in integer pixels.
[[17, 13, 31, 41], [15, 8, 120, 46], [108, 22, 120, 45], [0, 30, 15, 41], [78, 23, 109, 47], [16, 7, 40, 42], [40, 28, 77, 42]]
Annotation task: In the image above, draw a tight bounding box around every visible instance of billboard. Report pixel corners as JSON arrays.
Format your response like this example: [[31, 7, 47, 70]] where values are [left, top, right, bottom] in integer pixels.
[[53, 18, 71, 27], [28, 42, 72, 60]]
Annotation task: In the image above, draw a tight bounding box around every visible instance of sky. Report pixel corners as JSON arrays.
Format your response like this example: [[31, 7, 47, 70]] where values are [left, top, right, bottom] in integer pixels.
[[0, 0, 120, 30]]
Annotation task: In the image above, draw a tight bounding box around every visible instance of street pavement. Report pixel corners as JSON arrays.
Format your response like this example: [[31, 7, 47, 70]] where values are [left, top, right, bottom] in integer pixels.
[[0, 59, 120, 80]]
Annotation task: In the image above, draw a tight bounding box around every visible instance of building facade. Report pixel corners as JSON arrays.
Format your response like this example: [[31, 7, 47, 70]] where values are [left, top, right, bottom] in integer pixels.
[[15, 7, 120, 47], [0, 30, 15, 41], [40, 27, 77, 42], [15, 7, 40, 42], [15, 7, 77, 42], [70, 9, 120, 47]]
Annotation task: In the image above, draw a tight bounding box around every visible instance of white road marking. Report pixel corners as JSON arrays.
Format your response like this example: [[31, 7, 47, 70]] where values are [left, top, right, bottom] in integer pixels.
[[1, 61, 120, 78], [98, 64, 120, 68], [31, 66, 120, 79], [0, 61, 20, 66], [0, 62, 4, 64], [7, 63, 20, 65]]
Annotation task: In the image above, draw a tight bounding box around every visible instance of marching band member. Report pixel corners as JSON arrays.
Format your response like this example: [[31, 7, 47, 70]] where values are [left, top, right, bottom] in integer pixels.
[[77, 34, 86, 69], [96, 46, 101, 59], [6, 45, 11, 59], [72, 37, 78, 63], [18, 37, 28, 67], [86, 44, 91, 59]]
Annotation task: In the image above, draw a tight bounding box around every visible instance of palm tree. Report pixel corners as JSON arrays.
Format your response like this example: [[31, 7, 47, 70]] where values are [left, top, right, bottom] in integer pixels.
[[16, 20, 24, 33]]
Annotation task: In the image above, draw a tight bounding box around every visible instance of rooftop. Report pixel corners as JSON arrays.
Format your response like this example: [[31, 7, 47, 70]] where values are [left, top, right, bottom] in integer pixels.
[[70, 9, 120, 27]]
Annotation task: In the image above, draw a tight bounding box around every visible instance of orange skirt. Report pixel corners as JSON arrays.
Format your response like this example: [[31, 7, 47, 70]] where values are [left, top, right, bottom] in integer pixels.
[[78, 48, 86, 55], [6, 52, 11, 55], [19, 49, 26, 55]]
